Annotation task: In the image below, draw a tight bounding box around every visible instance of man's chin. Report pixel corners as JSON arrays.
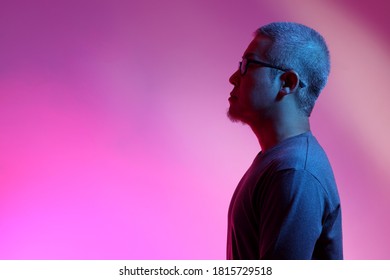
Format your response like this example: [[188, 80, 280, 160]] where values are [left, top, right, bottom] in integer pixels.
[[227, 109, 244, 124]]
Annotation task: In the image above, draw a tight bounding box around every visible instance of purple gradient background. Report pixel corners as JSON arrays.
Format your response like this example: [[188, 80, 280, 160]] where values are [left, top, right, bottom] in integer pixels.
[[0, 0, 389, 259]]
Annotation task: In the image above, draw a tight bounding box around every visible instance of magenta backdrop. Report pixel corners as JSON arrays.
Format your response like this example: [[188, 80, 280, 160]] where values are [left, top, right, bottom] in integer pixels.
[[0, 0, 389, 259]]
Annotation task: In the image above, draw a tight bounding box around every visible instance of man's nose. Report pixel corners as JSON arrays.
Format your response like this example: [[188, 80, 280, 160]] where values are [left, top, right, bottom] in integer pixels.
[[229, 70, 240, 86]]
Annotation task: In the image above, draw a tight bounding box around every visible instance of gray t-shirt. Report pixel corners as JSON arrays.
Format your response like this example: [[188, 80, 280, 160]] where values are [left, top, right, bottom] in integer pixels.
[[227, 131, 343, 259]]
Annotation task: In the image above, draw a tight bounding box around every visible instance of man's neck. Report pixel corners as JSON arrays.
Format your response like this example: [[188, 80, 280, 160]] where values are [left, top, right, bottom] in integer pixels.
[[250, 117, 311, 152]]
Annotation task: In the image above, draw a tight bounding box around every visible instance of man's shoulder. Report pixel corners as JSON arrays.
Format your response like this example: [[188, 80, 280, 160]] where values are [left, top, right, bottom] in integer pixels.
[[258, 132, 336, 182], [259, 132, 339, 201], [261, 132, 317, 171]]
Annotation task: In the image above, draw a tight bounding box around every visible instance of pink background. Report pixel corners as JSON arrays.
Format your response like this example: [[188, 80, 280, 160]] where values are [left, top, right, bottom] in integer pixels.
[[0, 0, 389, 259]]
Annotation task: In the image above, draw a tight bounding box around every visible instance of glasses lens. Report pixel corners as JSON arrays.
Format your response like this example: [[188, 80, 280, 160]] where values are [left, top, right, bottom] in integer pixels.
[[240, 59, 247, 75]]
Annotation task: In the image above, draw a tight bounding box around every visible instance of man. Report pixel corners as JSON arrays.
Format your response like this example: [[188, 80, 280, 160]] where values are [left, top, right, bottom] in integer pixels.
[[226, 22, 343, 260]]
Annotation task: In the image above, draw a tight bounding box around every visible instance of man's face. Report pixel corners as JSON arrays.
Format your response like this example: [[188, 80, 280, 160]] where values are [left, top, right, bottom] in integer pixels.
[[227, 35, 280, 125]]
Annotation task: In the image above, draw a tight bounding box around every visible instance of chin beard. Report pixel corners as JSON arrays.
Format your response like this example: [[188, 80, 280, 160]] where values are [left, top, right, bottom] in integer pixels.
[[227, 108, 244, 124]]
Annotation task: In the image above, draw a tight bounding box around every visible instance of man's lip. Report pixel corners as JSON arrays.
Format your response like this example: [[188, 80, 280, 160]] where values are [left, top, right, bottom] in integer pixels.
[[229, 95, 238, 102], [230, 91, 237, 98]]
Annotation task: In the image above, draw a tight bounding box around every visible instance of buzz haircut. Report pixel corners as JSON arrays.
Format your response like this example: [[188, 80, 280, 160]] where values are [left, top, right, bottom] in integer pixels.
[[256, 22, 330, 116]]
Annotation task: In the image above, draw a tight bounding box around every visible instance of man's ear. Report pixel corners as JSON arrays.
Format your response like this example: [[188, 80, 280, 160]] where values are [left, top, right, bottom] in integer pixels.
[[278, 70, 300, 96]]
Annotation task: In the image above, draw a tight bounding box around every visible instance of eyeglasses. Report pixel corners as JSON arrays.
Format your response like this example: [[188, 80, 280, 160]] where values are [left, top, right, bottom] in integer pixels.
[[239, 58, 306, 88]]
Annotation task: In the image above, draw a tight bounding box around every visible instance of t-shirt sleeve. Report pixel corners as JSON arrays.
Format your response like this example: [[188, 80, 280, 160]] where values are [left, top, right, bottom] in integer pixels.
[[257, 169, 326, 259]]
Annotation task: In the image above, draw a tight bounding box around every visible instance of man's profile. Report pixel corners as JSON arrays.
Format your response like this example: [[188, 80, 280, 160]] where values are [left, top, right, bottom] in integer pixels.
[[226, 22, 343, 260]]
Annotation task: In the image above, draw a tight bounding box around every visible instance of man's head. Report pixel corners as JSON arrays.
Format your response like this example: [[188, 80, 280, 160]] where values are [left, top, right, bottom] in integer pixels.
[[257, 22, 330, 117], [228, 22, 330, 125]]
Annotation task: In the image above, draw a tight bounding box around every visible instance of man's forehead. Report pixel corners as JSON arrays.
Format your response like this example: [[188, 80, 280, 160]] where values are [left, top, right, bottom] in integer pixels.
[[242, 35, 272, 59]]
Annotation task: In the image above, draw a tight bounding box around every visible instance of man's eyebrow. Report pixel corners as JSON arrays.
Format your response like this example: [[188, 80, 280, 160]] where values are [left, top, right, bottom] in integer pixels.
[[242, 52, 258, 59]]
